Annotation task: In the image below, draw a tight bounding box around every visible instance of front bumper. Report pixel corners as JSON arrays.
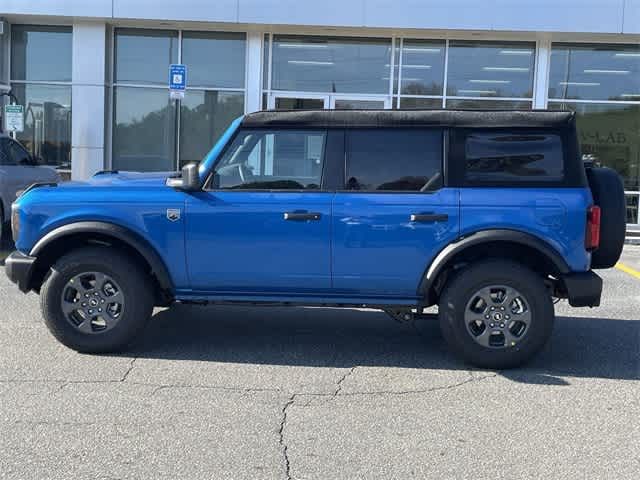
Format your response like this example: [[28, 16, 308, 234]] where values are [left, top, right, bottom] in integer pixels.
[[560, 271, 603, 307], [5, 251, 36, 293]]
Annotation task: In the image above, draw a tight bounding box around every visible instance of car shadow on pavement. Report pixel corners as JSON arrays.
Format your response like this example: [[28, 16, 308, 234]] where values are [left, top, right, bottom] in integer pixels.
[[128, 303, 639, 385]]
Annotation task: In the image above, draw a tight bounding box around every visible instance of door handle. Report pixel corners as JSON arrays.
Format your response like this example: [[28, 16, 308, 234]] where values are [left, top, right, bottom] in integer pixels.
[[410, 213, 449, 223], [284, 211, 322, 221]]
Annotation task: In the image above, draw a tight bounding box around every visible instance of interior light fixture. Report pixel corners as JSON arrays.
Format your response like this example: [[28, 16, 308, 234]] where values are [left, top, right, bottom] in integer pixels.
[[403, 65, 432, 69], [279, 43, 328, 49], [482, 67, 529, 72], [614, 52, 640, 57], [403, 47, 442, 53], [500, 50, 532, 55], [458, 89, 497, 95], [621, 93, 640, 98], [287, 60, 334, 66], [469, 79, 512, 84], [584, 69, 630, 74], [558, 82, 600, 86]]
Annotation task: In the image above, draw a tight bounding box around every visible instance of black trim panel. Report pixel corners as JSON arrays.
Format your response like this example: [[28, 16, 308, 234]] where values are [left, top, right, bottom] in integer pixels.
[[419, 229, 571, 297], [4, 251, 36, 293], [29, 222, 174, 294], [561, 271, 602, 307]]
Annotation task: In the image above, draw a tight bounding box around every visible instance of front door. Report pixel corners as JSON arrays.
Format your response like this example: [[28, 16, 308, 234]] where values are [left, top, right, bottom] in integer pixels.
[[185, 127, 334, 295], [332, 128, 460, 298]]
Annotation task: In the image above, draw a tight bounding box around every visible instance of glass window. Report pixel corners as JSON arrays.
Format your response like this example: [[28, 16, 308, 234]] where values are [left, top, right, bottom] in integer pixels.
[[548, 102, 640, 191], [112, 87, 176, 172], [464, 132, 564, 183], [446, 99, 532, 110], [334, 99, 386, 109], [179, 90, 244, 167], [0, 139, 16, 165], [549, 44, 640, 101], [0, 27, 9, 85], [10, 25, 72, 82], [214, 130, 326, 190], [271, 36, 391, 94], [7, 139, 32, 165], [398, 97, 442, 109], [182, 32, 246, 88], [115, 29, 178, 85], [11, 83, 71, 169], [345, 129, 443, 191], [446, 41, 535, 98], [398, 41, 445, 96]]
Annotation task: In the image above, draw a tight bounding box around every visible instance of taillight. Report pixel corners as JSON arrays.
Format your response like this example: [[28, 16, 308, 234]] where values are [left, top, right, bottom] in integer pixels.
[[585, 205, 601, 251]]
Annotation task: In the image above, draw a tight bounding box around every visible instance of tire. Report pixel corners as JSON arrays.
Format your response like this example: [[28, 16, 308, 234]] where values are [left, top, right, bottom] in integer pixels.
[[586, 167, 625, 269], [40, 246, 154, 353], [438, 260, 554, 369]]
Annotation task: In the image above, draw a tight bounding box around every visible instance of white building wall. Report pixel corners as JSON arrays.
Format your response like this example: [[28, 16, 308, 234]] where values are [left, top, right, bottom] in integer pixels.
[[3, 0, 639, 35], [71, 22, 106, 180]]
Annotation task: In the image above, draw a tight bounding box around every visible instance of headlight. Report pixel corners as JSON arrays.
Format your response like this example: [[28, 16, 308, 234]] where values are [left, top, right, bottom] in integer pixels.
[[11, 204, 20, 243]]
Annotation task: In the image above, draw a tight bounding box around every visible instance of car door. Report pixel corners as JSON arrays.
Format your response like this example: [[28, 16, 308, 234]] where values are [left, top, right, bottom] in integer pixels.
[[184, 128, 335, 295], [331, 128, 460, 298], [0, 138, 28, 215]]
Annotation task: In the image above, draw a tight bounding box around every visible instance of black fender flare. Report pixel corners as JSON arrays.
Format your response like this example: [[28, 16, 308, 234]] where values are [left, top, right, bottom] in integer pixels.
[[418, 229, 571, 298], [30, 221, 174, 294]]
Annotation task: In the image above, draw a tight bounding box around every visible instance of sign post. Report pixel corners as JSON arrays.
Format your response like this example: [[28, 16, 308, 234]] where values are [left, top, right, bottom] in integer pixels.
[[169, 64, 186, 100], [4, 104, 24, 139]]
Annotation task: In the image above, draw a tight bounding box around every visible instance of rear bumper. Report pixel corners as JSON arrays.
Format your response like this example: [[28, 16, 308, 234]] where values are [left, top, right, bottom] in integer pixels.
[[560, 271, 603, 307], [4, 251, 36, 293]]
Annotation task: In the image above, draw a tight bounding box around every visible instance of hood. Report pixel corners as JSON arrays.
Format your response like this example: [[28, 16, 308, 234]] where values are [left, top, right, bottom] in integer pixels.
[[57, 171, 176, 188]]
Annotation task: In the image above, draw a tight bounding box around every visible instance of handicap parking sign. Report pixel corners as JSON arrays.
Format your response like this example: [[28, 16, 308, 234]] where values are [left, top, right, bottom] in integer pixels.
[[169, 64, 186, 99]]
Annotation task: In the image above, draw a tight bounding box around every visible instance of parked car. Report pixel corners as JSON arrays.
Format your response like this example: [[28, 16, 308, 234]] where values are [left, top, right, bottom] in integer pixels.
[[0, 134, 61, 239], [4, 110, 626, 368]]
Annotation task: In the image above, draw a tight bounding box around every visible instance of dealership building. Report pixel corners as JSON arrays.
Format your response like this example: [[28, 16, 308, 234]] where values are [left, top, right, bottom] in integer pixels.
[[0, 0, 639, 226]]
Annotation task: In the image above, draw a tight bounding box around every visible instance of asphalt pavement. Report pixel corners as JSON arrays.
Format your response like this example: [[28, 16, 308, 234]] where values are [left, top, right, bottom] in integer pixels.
[[0, 244, 638, 479]]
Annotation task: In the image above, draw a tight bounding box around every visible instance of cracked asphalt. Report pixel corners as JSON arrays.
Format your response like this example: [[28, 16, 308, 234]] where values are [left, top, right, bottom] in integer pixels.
[[1, 246, 639, 479]]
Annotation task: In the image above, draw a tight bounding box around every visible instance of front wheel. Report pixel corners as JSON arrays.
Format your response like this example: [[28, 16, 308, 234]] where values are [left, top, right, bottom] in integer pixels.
[[40, 247, 154, 353], [438, 260, 554, 369]]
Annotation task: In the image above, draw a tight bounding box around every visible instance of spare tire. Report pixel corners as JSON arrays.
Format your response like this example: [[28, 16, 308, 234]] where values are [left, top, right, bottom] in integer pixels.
[[586, 166, 626, 269]]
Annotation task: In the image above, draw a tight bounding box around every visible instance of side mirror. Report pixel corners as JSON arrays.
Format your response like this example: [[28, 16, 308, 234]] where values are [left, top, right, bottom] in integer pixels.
[[166, 163, 201, 191]]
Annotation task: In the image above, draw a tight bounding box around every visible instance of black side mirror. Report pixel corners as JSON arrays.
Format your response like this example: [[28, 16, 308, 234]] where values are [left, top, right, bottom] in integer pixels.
[[166, 163, 201, 191]]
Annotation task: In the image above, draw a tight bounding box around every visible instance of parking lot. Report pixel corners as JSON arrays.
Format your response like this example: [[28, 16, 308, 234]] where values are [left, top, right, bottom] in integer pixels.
[[0, 242, 638, 479]]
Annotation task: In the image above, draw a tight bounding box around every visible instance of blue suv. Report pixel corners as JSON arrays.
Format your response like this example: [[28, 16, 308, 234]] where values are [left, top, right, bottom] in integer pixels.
[[5, 110, 626, 368]]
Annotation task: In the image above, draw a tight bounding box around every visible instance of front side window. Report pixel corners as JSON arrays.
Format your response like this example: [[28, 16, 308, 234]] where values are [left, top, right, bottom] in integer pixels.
[[464, 131, 564, 183], [0, 139, 16, 165], [213, 130, 326, 190], [7, 139, 32, 165], [345, 129, 443, 191]]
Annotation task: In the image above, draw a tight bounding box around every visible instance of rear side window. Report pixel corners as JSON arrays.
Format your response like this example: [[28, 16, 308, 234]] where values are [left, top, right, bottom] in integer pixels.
[[464, 132, 564, 183], [345, 129, 443, 191]]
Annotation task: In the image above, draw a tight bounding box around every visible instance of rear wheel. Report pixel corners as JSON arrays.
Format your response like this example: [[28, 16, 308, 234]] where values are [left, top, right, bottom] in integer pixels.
[[40, 247, 153, 352], [438, 260, 554, 369]]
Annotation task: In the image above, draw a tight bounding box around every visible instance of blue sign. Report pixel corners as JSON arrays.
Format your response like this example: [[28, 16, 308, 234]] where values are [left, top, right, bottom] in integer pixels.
[[169, 64, 186, 91]]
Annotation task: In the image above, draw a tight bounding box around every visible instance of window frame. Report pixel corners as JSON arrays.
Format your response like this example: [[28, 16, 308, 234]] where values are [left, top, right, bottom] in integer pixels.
[[448, 127, 587, 188], [339, 127, 447, 194], [203, 127, 333, 192]]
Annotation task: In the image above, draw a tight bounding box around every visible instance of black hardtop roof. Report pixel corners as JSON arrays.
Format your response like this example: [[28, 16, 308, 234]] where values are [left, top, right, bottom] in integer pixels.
[[241, 109, 575, 129]]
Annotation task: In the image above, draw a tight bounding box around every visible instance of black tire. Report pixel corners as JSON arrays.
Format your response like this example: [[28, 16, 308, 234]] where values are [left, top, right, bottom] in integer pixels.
[[438, 260, 554, 369], [40, 246, 154, 353], [586, 167, 625, 269]]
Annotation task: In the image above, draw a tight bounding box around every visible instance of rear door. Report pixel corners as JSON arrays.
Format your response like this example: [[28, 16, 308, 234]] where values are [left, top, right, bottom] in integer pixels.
[[331, 128, 460, 298], [184, 128, 336, 295]]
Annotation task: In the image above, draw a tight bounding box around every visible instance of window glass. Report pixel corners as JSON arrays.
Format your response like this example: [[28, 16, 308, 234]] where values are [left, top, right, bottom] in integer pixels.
[[345, 129, 443, 191], [447, 41, 535, 98], [548, 102, 640, 191], [7, 139, 31, 165], [113, 87, 176, 172], [398, 97, 442, 109], [179, 90, 244, 168], [446, 99, 532, 110], [11, 25, 72, 82], [399, 41, 445, 96], [215, 130, 326, 190], [11, 83, 71, 169], [271, 36, 391, 94], [549, 44, 640, 101], [182, 32, 246, 88], [464, 132, 564, 183], [0, 27, 9, 84], [115, 29, 178, 85], [0, 139, 16, 165]]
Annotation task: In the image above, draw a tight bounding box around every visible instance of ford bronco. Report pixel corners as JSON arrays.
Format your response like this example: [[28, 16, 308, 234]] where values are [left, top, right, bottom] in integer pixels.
[[5, 110, 626, 368]]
